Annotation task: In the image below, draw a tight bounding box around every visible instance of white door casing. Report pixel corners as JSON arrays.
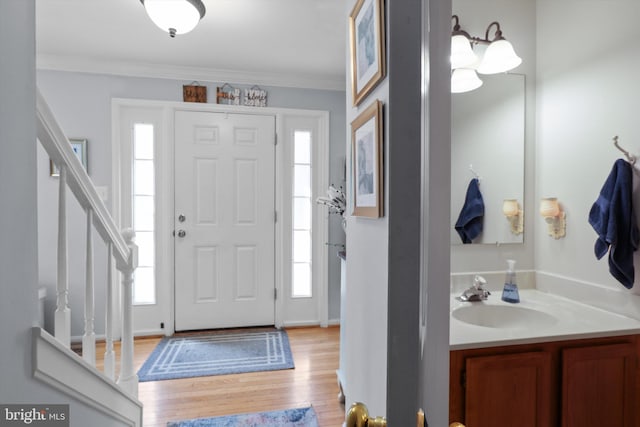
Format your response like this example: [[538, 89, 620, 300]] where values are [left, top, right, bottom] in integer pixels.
[[112, 99, 329, 335], [174, 110, 276, 331]]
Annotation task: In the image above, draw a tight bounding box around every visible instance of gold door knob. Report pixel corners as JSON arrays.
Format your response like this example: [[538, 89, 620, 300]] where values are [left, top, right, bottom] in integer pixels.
[[450, 423, 466, 427], [346, 402, 387, 427]]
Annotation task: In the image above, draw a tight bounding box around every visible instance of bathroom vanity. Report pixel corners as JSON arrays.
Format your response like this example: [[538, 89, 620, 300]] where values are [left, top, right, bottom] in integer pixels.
[[449, 290, 640, 426]]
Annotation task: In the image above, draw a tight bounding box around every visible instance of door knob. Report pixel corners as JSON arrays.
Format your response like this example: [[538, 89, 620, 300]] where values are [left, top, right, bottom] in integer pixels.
[[450, 423, 465, 427], [178, 214, 186, 222], [177, 230, 186, 238], [346, 402, 386, 427]]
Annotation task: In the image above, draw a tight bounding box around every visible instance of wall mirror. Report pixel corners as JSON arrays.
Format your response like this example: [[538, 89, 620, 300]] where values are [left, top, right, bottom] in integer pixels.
[[450, 73, 525, 245]]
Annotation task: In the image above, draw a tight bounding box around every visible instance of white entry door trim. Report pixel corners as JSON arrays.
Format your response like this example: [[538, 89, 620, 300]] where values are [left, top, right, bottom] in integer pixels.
[[112, 99, 330, 336]]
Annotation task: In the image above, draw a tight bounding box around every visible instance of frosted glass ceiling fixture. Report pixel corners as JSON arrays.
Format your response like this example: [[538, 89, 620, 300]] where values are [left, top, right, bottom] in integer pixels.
[[140, 0, 206, 38], [450, 15, 522, 93]]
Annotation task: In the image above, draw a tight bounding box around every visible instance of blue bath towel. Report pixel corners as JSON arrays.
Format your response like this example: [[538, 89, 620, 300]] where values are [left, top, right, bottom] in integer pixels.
[[588, 159, 639, 289], [455, 178, 484, 244]]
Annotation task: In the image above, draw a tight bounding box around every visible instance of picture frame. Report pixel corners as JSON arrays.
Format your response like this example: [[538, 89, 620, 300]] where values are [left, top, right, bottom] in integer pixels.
[[50, 138, 88, 177], [349, 0, 386, 106], [351, 100, 383, 217]]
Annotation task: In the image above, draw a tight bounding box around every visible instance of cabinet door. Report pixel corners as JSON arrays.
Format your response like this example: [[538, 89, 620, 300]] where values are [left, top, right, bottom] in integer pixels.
[[562, 343, 636, 427], [465, 351, 552, 427]]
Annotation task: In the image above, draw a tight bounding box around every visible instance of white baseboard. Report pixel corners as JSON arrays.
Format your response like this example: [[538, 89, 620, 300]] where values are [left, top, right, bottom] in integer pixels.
[[328, 318, 341, 326], [32, 327, 143, 427]]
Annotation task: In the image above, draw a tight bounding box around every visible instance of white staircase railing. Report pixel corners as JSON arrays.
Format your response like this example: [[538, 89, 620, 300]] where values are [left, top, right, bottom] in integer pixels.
[[35, 88, 139, 397]]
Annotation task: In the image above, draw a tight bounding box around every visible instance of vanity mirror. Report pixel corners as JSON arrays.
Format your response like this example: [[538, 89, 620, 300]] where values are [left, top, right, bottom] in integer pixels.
[[451, 73, 525, 245]]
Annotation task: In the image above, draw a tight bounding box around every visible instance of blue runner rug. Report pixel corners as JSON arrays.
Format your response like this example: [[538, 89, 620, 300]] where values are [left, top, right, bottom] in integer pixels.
[[167, 407, 319, 427], [138, 329, 294, 382]]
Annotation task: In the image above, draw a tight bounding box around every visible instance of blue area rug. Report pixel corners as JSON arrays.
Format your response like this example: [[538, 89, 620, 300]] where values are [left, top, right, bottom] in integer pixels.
[[166, 407, 319, 427], [138, 329, 294, 382]]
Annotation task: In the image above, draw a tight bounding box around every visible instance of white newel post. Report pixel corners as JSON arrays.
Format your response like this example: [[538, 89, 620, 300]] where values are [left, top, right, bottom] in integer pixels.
[[55, 166, 71, 347], [104, 241, 115, 380], [117, 228, 138, 396], [82, 208, 96, 365]]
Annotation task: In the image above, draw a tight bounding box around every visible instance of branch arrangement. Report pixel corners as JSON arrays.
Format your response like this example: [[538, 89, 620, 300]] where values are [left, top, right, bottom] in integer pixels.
[[316, 185, 346, 217]]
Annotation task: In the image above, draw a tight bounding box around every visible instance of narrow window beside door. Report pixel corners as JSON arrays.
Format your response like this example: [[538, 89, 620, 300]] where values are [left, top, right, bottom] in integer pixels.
[[132, 123, 156, 305], [292, 130, 312, 298]]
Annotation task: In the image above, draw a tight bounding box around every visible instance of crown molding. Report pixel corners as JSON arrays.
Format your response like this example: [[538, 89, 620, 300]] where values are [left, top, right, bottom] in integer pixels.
[[36, 54, 346, 92]]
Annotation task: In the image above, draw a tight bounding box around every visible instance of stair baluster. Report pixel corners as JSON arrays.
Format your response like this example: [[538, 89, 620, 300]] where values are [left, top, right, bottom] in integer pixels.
[[117, 229, 139, 396], [104, 241, 116, 380], [55, 165, 71, 348], [82, 208, 96, 365]]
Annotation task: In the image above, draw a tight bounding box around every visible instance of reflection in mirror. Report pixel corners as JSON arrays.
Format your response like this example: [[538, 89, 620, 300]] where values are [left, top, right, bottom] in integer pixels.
[[451, 73, 525, 245]]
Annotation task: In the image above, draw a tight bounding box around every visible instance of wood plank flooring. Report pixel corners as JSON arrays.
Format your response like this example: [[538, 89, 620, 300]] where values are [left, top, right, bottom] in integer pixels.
[[95, 326, 345, 426]]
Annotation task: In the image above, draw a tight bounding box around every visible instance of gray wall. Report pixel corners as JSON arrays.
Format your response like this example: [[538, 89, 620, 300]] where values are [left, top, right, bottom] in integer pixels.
[[0, 2, 127, 425], [535, 0, 640, 291], [343, 0, 390, 418], [36, 70, 346, 335]]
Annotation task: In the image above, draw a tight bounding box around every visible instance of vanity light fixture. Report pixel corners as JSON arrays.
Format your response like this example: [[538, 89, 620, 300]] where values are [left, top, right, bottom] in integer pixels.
[[451, 68, 483, 93], [140, 0, 206, 38], [450, 15, 522, 93], [502, 199, 523, 235], [539, 197, 566, 239]]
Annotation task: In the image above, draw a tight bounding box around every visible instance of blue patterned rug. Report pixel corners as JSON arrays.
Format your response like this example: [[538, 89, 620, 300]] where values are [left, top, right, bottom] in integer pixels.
[[138, 329, 294, 382], [167, 407, 319, 427]]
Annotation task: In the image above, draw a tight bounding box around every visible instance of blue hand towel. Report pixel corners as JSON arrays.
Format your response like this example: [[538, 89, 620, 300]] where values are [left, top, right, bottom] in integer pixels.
[[455, 178, 484, 244], [588, 159, 639, 289]]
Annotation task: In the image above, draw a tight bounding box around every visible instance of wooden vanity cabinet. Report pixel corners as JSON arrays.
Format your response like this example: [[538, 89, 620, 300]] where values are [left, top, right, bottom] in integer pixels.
[[450, 335, 640, 427], [561, 342, 636, 427]]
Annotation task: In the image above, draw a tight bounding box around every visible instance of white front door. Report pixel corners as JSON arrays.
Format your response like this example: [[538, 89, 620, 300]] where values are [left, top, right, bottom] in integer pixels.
[[174, 110, 276, 331]]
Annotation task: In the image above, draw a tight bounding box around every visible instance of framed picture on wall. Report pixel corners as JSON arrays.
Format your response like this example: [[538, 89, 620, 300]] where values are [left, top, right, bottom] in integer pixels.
[[50, 138, 88, 177], [349, 0, 386, 106], [351, 100, 383, 217]]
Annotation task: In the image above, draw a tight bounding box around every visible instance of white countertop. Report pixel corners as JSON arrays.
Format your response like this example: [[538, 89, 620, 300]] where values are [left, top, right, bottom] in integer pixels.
[[450, 289, 640, 350]]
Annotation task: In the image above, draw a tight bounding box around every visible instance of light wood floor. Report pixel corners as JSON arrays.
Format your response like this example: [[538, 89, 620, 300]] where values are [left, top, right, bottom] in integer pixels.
[[96, 326, 345, 426]]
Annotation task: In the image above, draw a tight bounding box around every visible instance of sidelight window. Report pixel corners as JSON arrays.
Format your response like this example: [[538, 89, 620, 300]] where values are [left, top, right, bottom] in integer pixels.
[[132, 123, 156, 305], [291, 130, 313, 298]]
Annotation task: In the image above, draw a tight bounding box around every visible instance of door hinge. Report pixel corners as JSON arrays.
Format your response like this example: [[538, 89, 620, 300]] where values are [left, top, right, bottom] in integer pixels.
[[274, 210, 277, 222], [274, 133, 278, 146], [274, 288, 277, 300]]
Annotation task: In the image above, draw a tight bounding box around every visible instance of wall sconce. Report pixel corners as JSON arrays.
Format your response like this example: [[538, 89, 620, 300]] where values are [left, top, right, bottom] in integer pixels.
[[140, 0, 206, 38], [502, 199, 523, 235], [450, 15, 522, 93], [539, 197, 566, 239]]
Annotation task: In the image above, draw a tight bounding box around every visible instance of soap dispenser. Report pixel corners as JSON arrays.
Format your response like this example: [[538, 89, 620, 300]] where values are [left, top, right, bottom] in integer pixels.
[[501, 259, 520, 303]]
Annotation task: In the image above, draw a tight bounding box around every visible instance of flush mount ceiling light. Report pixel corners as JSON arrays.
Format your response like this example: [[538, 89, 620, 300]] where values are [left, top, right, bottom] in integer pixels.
[[450, 15, 522, 93], [140, 0, 206, 38]]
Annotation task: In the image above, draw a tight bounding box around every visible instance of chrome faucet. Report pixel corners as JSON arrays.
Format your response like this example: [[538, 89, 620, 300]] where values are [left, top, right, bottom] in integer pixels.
[[458, 275, 490, 301]]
